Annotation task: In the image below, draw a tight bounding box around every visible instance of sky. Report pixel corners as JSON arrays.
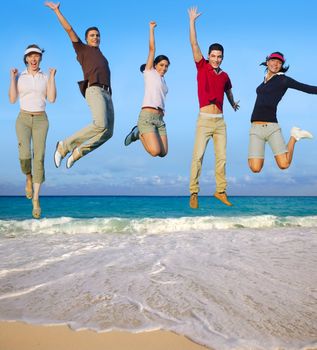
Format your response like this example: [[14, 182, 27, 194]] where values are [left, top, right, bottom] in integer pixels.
[[1, 0, 317, 196]]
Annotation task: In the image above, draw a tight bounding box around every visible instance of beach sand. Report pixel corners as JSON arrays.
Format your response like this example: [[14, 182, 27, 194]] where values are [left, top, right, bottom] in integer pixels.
[[0, 321, 210, 350]]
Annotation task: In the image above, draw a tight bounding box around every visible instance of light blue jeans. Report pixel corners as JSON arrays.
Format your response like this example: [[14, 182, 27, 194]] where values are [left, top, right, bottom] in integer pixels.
[[248, 123, 287, 159], [63, 86, 114, 157]]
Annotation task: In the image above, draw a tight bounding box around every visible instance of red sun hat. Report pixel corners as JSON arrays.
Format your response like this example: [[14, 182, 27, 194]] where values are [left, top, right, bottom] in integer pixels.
[[267, 53, 285, 63]]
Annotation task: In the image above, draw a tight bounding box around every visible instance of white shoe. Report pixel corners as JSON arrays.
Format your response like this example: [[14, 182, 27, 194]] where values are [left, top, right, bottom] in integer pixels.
[[291, 126, 313, 141], [66, 154, 75, 169], [66, 148, 80, 169], [124, 126, 139, 146], [54, 141, 65, 168]]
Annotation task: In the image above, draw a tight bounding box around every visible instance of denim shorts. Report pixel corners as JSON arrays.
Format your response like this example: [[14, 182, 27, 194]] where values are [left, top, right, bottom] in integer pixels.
[[137, 110, 167, 136], [248, 123, 287, 159]]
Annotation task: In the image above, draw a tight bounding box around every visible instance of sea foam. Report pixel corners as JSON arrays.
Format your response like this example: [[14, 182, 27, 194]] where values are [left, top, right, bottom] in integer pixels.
[[0, 215, 317, 237], [0, 226, 316, 350]]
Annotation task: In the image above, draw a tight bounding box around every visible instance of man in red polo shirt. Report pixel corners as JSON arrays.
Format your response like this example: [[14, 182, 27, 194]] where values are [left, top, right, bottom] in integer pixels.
[[188, 6, 239, 208]]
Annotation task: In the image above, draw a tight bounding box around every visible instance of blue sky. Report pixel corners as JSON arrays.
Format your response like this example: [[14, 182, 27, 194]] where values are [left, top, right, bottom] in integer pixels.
[[1, 0, 317, 196]]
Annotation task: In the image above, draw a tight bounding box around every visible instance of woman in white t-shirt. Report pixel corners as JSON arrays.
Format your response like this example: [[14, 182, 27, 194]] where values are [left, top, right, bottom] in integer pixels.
[[9, 44, 56, 219], [124, 21, 170, 157]]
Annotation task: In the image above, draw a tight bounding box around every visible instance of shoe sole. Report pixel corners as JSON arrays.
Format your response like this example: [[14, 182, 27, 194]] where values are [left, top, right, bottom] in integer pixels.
[[66, 154, 73, 169], [54, 141, 61, 168], [124, 126, 138, 146]]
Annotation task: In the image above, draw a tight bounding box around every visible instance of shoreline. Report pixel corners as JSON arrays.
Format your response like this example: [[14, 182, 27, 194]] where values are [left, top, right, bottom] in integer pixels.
[[0, 321, 210, 350]]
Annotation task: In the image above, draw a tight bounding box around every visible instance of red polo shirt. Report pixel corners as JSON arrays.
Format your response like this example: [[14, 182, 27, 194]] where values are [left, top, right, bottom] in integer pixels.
[[196, 58, 232, 111]]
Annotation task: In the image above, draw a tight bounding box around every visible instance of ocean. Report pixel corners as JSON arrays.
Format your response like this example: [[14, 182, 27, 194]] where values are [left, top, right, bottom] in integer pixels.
[[0, 196, 316, 350]]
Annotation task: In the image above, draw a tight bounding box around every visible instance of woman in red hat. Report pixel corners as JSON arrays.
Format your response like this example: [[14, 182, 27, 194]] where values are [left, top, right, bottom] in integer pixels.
[[248, 51, 316, 173]]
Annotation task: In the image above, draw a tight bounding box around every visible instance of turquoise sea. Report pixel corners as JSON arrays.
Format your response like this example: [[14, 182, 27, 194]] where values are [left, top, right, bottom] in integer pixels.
[[1, 195, 316, 219], [0, 196, 316, 350]]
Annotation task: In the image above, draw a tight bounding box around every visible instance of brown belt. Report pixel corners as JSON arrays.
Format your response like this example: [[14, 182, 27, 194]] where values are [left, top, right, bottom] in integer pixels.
[[20, 110, 45, 117]]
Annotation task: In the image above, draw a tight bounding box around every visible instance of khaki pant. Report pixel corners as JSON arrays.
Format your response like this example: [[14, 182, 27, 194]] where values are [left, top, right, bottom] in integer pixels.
[[189, 114, 227, 194], [63, 86, 114, 157], [15, 111, 49, 184]]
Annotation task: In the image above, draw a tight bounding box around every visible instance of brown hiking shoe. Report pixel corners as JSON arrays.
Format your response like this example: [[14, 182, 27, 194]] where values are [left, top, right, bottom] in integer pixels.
[[190, 193, 198, 209], [214, 192, 233, 206]]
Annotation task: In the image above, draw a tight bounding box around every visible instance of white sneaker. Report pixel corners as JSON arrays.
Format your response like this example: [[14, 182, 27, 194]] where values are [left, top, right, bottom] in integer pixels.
[[291, 126, 313, 141], [66, 154, 75, 169], [54, 141, 65, 168], [124, 126, 139, 146], [66, 148, 80, 169]]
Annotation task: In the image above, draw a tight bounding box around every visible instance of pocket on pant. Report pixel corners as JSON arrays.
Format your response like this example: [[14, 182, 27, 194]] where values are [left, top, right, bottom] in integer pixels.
[[249, 125, 259, 136]]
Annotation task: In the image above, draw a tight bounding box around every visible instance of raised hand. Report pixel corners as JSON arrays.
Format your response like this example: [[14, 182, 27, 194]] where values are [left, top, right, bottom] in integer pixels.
[[44, 1, 60, 11], [188, 6, 202, 21], [49, 68, 57, 77], [10, 68, 18, 79], [149, 21, 157, 29]]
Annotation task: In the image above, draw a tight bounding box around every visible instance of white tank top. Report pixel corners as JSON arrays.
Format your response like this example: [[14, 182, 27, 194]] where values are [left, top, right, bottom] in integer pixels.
[[142, 68, 168, 111]]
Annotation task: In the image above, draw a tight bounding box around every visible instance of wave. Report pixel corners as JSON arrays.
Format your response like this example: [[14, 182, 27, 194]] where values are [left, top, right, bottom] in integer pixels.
[[1, 215, 317, 237]]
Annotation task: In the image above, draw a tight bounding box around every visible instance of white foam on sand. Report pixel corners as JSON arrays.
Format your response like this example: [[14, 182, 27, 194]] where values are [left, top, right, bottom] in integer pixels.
[[0, 225, 316, 350], [1, 215, 317, 237]]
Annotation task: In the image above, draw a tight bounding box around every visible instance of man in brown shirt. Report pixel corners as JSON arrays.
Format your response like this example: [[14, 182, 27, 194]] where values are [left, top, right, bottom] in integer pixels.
[[46, 1, 114, 169]]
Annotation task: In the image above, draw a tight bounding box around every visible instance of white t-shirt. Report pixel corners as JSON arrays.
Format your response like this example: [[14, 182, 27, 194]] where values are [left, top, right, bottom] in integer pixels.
[[17, 69, 48, 112], [142, 68, 168, 111]]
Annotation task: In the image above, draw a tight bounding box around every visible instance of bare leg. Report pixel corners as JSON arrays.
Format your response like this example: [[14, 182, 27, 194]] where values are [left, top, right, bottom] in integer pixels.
[[274, 136, 296, 170], [33, 183, 41, 201], [140, 132, 167, 157], [25, 174, 33, 199], [32, 183, 41, 219], [248, 158, 264, 173], [158, 135, 168, 157]]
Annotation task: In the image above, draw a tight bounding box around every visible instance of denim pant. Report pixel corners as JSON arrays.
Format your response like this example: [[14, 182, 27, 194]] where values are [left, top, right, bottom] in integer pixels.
[[248, 123, 287, 158], [15, 111, 49, 184], [63, 86, 114, 157], [189, 114, 227, 194]]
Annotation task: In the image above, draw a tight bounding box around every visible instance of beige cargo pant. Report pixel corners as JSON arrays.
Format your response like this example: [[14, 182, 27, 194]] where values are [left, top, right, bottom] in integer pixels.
[[189, 114, 227, 194], [15, 111, 49, 183], [62, 86, 114, 157]]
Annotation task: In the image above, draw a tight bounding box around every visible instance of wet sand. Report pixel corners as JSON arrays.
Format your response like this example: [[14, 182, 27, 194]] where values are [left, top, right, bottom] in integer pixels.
[[0, 321, 210, 350]]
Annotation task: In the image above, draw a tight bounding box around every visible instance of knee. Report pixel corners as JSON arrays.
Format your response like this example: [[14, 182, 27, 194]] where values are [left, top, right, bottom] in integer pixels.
[[158, 151, 168, 158], [250, 166, 262, 173], [33, 151, 45, 162], [20, 159, 31, 174], [33, 158, 45, 169], [96, 124, 107, 133], [277, 162, 290, 170], [149, 149, 161, 157], [18, 145, 31, 159], [215, 156, 226, 165], [192, 155, 203, 164], [97, 125, 114, 142], [248, 159, 263, 173], [249, 163, 263, 173]]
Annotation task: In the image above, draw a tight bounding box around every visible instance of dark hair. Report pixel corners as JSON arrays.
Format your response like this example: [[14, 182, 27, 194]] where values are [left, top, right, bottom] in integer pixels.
[[23, 44, 44, 65], [208, 43, 224, 55], [260, 51, 289, 73], [85, 26, 100, 40], [140, 55, 170, 73]]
